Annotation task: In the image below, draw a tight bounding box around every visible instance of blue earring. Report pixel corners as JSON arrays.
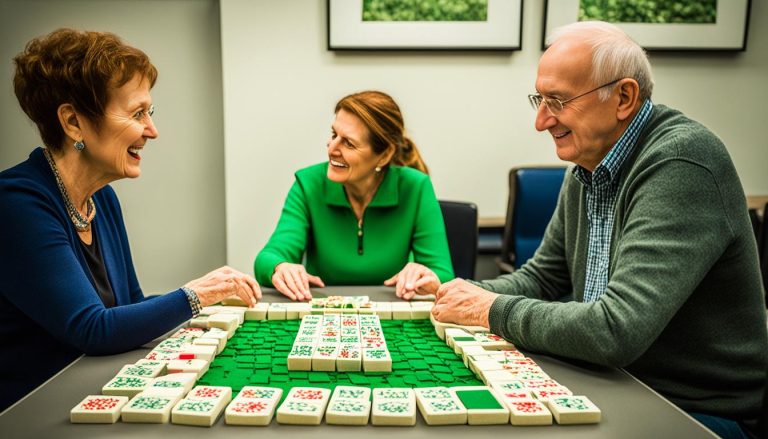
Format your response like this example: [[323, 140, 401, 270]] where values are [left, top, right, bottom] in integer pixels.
[[74, 140, 85, 151]]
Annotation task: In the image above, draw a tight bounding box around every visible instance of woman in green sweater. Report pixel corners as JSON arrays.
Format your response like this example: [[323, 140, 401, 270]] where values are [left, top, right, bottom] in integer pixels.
[[254, 91, 454, 301]]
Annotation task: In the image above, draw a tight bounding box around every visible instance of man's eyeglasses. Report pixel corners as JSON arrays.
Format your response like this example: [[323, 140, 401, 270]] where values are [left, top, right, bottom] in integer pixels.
[[528, 79, 622, 114]]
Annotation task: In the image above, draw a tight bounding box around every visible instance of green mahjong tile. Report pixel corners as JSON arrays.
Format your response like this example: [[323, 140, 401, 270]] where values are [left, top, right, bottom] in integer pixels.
[[408, 360, 429, 370], [271, 365, 288, 374], [455, 390, 503, 410], [415, 371, 433, 382], [392, 361, 409, 371], [290, 371, 308, 379], [386, 377, 406, 387], [431, 365, 451, 373], [452, 368, 476, 378], [308, 372, 330, 383], [398, 346, 416, 353], [424, 356, 444, 365], [272, 357, 287, 366], [403, 352, 422, 360], [403, 375, 420, 386], [434, 373, 455, 383], [249, 375, 270, 384], [348, 374, 370, 385], [270, 375, 290, 383]]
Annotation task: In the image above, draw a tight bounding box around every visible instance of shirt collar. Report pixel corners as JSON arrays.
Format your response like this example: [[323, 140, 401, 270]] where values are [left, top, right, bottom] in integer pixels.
[[573, 99, 654, 187], [325, 165, 400, 208]]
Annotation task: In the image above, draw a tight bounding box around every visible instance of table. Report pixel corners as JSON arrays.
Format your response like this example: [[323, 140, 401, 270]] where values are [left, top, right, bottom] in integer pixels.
[[0, 286, 714, 438]]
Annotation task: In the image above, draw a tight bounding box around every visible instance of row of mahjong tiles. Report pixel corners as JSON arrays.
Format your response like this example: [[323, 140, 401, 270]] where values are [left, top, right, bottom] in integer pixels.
[[71, 301, 601, 426]]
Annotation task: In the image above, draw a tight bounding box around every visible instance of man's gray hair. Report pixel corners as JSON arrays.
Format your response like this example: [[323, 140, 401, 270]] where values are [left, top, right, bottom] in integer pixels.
[[547, 21, 654, 101]]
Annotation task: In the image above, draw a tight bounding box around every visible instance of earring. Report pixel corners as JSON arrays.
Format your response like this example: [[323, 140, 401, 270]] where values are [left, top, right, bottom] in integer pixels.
[[375, 166, 382, 173], [74, 140, 85, 151]]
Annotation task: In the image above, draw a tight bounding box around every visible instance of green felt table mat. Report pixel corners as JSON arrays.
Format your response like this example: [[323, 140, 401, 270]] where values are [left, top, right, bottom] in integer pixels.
[[196, 319, 483, 401]]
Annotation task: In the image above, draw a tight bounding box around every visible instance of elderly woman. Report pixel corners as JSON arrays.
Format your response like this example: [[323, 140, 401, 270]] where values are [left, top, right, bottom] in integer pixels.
[[0, 28, 260, 411], [254, 91, 454, 301]]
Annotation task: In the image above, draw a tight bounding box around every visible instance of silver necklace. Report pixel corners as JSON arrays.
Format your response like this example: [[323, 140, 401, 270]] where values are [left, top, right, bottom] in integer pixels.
[[43, 148, 96, 232]]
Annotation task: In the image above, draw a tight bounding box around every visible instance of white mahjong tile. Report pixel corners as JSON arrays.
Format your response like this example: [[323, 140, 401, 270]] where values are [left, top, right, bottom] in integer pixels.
[[170, 327, 206, 339], [547, 395, 601, 424], [473, 332, 515, 350], [511, 370, 551, 381], [101, 375, 151, 397], [522, 379, 562, 391], [189, 315, 209, 328], [70, 395, 128, 423], [311, 344, 339, 371], [414, 387, 467, 425], [117, 363, 164, 378], [217, 306, 246, 324], [245, 302, 269, 320], [285, 302, 310, 319], [287, 344, 314, 371], [225, 398, 279, 426], [362, 348, 391, 372], [390, 301, 412, 320], [481, 369, 518, 385], [187, 385, 232, 403], [192, 337, 222, 354], [145, 372, 197, 397], [221, 296, 247, 306], [371, 388, 416, 426], [336, 344, 362, 372], [444, 328, 473, 348], [530, 387, 573, 402], [166, 358, 209, 379], [178, 344, 217, 362], [332, 386, 370, 400], [155, 337, 188, 350], [461, 345, 493, 366], [371, 302, 392, 320], [225, 387, 282, 427], [452, 386, 510, 425], [491, 381, 532, 401], [171, 397, 226, 427], [469, 358, 505, 375], [134, 359, 168, 374], [267, 303, 288, 320], [206, 313, 239, 334], [145, 349, 181, 361], [276, 387, 331, 425], [120, 392, 181, 423], [507, 398, 553, 426], [200, 305, 224, 315], [325, 398, 371, 425], [409, 301, 433, 319]]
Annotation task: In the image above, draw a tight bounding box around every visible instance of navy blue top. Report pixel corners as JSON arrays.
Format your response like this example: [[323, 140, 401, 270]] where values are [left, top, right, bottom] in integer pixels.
[[0, 148, 192, 411]]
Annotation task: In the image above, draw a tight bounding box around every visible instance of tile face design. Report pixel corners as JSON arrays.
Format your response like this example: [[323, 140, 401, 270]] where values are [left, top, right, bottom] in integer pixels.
[[101, 375, 151, 397], [276, 387, 331, 425], [70, 395, 129, 423], [121, 392, 181, 423], [225, 386, 283, 426], [507, 399, 553, 426], [415, 387, 467, 425]]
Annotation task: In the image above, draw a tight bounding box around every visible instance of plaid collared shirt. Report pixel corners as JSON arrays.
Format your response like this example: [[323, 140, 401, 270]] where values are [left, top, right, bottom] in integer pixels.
[[572, 99, 653, 303]]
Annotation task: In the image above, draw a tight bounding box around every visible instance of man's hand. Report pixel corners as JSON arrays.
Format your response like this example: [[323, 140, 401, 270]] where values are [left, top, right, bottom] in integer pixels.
[[432, 279, 498, 328]]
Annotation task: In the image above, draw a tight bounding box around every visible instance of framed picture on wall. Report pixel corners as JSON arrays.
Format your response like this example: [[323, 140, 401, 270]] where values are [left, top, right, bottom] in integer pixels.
[[542, 0, 751, 51], [327, 0, 523, 51]]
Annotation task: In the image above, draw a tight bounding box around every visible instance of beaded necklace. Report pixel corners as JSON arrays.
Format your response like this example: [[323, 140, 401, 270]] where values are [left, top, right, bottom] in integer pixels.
[[43, 148, 96, 232]]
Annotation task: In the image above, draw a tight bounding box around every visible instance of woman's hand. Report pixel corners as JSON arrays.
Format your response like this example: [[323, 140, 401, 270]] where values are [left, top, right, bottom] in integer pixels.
[[432, 278, 498, 327], [185, 266, 261, 307], [384, 262, 441, 300], [272, 262, 325, 301]]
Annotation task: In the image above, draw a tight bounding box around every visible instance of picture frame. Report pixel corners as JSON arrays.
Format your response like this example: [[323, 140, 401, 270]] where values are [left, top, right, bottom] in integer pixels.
[[542, 0, 751, 51], [327, 0, 523, 51]]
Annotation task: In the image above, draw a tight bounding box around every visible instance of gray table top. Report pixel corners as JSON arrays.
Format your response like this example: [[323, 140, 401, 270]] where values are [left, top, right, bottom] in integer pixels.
[[0, 286, 714, 438]]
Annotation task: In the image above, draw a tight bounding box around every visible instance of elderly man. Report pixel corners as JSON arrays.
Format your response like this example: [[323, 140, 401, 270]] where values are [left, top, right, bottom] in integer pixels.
[[402, 21, 767, 439]]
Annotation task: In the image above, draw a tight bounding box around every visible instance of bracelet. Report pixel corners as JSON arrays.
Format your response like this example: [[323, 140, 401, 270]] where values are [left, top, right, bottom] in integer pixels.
[[182, 286, 202, 317]]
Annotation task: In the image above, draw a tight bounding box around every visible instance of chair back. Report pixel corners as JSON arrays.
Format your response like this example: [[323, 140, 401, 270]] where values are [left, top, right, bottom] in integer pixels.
[[500, 166, 567, 271], [439, 200, 478, 279]]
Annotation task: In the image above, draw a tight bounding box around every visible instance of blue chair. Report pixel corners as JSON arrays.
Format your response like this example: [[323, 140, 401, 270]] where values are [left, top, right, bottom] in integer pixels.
[[497, 166, 567, 273], [439, 200, 478, 279]]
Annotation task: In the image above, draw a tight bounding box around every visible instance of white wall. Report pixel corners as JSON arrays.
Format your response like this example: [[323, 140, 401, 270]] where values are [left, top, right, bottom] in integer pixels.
[[221, 0, 768, 275], [0, 0, 226, 293]]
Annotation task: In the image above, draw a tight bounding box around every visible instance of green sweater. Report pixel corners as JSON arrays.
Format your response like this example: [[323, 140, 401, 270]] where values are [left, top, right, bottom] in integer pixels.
[[482, 105, 768, 420], [255, 163, 454, 286]]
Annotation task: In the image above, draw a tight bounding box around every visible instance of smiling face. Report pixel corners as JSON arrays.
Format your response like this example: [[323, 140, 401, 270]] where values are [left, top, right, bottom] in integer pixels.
[[78, 74, 158, 180], [533, 39, 623, 171], [326, 109, 391, 193]]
